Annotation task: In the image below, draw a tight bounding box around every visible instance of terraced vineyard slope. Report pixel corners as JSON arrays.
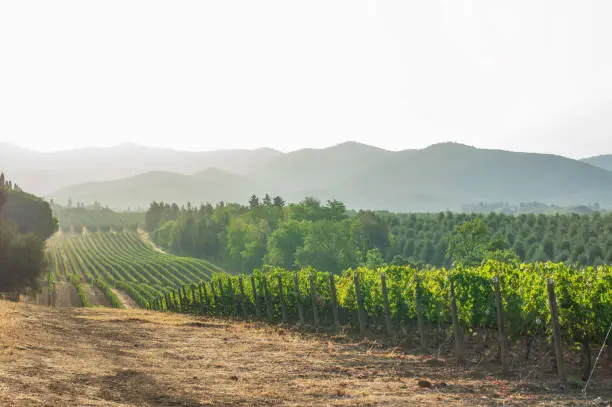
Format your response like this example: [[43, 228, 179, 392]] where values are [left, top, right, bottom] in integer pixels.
[[44, 230, 224, 307]]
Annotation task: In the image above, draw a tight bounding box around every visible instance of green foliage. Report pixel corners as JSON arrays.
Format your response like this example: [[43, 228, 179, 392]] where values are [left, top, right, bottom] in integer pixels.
[[151, 261, 612, 351], [0, 176, 55, 294], [1, 189, 58, 240], [52, 203, 144, 232], [69, 273, 90, 307], [447, 219, 490, 267], [147, 196, 612, 274], [46, 231, 226, 306]]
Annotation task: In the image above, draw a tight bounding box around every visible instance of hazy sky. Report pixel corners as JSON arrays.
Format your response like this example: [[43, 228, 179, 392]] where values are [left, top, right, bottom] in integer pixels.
[[1, 1, 611, 158]]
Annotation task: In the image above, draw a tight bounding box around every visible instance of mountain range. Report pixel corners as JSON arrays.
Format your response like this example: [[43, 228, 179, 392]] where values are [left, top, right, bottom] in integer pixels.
[[2, 141, 612, 212]]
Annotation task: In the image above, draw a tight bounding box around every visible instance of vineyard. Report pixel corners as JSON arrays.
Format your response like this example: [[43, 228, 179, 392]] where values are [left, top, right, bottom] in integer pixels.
[[37, 229, 612, 383], [147, 262, 612, 381], [43, 230, 225, 308]]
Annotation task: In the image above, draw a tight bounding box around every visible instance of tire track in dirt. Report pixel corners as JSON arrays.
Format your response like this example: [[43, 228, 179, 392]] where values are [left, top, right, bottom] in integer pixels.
[[110, 288, 138, 309]]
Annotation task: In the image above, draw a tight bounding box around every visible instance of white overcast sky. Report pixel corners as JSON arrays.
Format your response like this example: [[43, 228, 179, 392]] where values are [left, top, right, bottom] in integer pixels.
[[1, 0, 611, 158]]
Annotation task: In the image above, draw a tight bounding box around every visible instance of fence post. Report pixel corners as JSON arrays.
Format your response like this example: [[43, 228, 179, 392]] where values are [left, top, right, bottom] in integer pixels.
[[294, 273, 305, 327], [381, 273, 394, 337], [415, 275, 427, 354], [217, 279, 228, 316], [199, 283, 208, 315], [277, 274, 288, 324], [547, 278, 566, 383], [250, 275, 261, 319], [228, 277, 237, 316], [181, 286, 188, 306], [493, 276, 508, 374], [190, 285, 197, 311], [450, 279, 464, 364], [309, 273, 320, 329], [354, 273, 367, 337], [263, 275, 274, 322], [329, 273, 340, 332], [210, 282, 219, 316], [238, 276, 249, 318]]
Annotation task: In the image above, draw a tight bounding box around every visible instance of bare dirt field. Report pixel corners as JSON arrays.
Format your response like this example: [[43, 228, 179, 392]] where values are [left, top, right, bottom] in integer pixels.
[[0, 300, 610, 406]]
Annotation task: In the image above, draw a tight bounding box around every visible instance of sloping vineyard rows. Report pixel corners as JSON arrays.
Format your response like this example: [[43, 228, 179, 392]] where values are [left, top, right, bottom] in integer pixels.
[[46, 231, 223, 307], [148, 261, 612, 376]]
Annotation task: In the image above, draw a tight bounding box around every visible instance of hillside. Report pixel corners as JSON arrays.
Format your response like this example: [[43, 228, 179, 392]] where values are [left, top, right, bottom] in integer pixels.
[[48, 142, 612, 212], [0, 142, 281, 196], [1, 301, 607, 406], [583, 154, 612, 172], [52, 169, 262, 210]]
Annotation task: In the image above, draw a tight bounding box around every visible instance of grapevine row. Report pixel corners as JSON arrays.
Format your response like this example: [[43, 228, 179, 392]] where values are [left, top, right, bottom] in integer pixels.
[[147, 261, 612, 376], [46, 231, 225, 307]]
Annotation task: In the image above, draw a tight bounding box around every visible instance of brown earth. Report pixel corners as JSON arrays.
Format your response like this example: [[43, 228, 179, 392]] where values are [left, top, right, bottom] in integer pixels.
[[23, 285, 52, 307], [54, 281, 83, 307], [83, 284, 112, 307], [110, 288, 138, 309], [1, 300, 611, 406]]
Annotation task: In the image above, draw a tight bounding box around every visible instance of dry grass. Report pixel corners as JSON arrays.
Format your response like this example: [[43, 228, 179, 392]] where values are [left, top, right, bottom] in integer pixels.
[[0, 300, 610, 406]]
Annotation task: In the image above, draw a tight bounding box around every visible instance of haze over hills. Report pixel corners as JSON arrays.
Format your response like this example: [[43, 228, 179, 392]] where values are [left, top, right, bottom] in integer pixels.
[[582, 155, 612, 172], [19, 141, 612, 212], [0, 142, 281, 196]]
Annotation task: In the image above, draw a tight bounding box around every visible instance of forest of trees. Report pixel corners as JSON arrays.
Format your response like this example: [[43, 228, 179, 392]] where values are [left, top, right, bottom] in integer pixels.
[[145, 195, 612, 274], [51, 201, 145, 232], [0, 173, 58, 294]]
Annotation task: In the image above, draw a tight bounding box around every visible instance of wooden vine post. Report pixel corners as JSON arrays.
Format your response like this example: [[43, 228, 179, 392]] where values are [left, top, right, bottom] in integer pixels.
[[294, 273, 305, 327], [329, 273, 340, 332], [200, 283, 208, 314], [450, 279, 464, 364], [238, 276, 249, 318], [309, 273, 320, 329], [354, 273, 367, 337], [547, 278, 566, 383], [181, 286, 187, 307], [415, 275, 428, 354], [250, 275, 261, 319], [190, 284, 197, 309], [210, 281, 219, 316], [277, 274, 288, 324], [217, 279, 228, 316], [381, 273, 394, 337], [493, 276, 508, 374], [262, 275, 274, 322], [228, 277, 237, 316]]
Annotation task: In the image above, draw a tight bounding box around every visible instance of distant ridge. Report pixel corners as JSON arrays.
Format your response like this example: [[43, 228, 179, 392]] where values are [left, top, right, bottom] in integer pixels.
[[39, 141, 612, 212], [582, 155, 612, 172]]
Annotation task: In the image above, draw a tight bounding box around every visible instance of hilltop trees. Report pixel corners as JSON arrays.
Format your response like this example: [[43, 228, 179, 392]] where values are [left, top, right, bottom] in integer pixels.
[[0, 175, 55, 295], [146, 195, 612, 273]]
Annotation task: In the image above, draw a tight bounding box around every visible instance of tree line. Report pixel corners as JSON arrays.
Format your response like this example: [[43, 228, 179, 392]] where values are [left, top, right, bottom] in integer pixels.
[[0, 173, 58, 295], [144, 194, 612, 274]]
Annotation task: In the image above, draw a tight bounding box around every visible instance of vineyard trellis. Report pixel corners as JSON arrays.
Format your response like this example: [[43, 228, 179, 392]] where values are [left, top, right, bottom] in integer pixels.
[[45, 230, 224, 308], [147, 261, 612, 381]]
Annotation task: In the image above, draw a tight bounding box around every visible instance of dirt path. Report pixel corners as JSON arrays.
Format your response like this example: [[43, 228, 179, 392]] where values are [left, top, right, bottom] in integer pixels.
[[110, 288, 138, 309], [54, 281, 82, 307], [137, 227, 167, 254], [82, 284, 111, 307], [0, 301, 610, 406]]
